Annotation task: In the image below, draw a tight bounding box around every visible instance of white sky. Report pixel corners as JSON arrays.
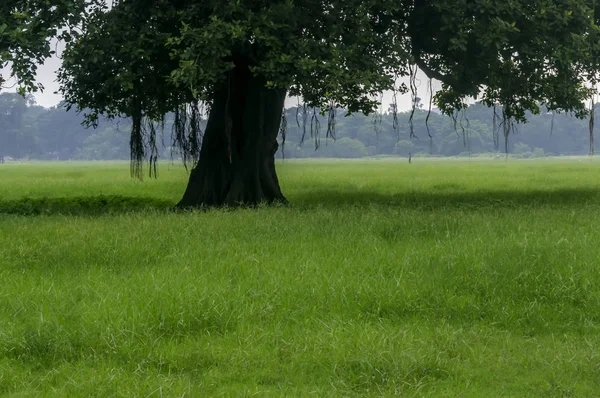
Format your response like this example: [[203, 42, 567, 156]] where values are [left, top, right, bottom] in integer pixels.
[[3, 40, 440, 111]]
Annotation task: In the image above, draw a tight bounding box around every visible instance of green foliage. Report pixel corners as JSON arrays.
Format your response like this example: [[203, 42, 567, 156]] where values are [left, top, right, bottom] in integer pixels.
[[58, 0, 600, 127], [415, 0, 600, 120], [2, 160, 600, 395], [59, 0, 408, 121], [0, 0, 88, 94]]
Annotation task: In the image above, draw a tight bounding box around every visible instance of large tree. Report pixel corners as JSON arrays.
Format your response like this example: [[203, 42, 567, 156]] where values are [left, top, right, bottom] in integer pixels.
[[58, 0, 600, 207]]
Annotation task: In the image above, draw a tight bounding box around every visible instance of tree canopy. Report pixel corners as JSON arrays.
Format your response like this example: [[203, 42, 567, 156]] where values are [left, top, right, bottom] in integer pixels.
[[60, 1, 600, 121], [1, 0, 86, 94]]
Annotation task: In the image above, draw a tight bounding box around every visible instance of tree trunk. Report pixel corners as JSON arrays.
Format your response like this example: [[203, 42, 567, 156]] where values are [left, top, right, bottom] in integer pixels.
[[176, 64, 287, 208]]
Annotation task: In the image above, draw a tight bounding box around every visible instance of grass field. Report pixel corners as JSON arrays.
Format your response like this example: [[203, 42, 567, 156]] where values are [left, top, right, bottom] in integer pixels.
[[2, 158, 600, 396]]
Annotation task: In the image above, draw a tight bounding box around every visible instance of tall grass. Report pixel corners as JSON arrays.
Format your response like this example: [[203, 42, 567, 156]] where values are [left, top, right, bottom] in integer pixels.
[[1, 159, 600, 396]]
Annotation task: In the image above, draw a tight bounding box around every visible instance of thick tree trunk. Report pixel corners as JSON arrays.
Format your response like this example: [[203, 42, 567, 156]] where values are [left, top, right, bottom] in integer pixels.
[[176, 64, 287, 208]]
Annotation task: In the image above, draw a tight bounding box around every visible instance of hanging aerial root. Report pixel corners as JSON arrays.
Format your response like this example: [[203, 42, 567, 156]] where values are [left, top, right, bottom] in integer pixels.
[[171, 101, 204, 171], [130, 110, 144, 180], [372, 93, 383, 136], [425, 78, 433, 139], [326, 102, 337, 142], [459, 109, 466, 146], [451, 110, 459, 137], [408, 65, 417, 138], [460, 109, 471, 153], [295, 98, 301, 128], [144, 119, 159, 178], [129, 98, 207, 181], [279, 108, 288, 159], [300, 103, 309, 144], [310, 107, 321, 150], [492, 105, 501, 149], [130, 113, 162, 180], [590, 97, 595, 156], [501, 109, 513, 157]]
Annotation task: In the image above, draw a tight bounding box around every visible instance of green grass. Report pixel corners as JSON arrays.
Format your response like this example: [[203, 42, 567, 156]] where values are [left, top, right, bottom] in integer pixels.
[[2, 158, 600, 396]]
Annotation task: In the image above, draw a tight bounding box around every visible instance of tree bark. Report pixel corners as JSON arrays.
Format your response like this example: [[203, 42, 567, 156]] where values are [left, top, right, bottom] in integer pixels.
[[176, 64, 287, 208]]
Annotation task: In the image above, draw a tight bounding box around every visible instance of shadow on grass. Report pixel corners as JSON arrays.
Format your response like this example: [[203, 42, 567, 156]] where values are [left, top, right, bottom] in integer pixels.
[[292, 187, 600, 210], [0, 195, 174, 216], [2, 187, 599, 216]]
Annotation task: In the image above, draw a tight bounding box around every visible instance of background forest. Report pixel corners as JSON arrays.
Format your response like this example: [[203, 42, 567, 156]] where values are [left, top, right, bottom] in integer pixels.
[[0, 92, 594, 162]]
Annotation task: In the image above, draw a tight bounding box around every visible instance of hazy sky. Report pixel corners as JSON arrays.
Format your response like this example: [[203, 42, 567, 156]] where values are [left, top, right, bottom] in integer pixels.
[[4, 40, 440, 111]]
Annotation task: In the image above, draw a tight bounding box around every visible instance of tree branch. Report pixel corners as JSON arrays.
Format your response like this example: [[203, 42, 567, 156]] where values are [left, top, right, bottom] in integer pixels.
[[413, 55, 453, 86]]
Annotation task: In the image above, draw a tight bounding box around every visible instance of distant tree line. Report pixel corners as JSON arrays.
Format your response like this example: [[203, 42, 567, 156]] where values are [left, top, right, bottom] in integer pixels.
[[278, 104, 595, 159], [0, 92, 595, 162]]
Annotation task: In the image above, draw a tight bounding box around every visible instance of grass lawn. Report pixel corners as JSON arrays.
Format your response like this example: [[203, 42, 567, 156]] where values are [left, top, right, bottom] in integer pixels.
[[1, 158, 600, 396]]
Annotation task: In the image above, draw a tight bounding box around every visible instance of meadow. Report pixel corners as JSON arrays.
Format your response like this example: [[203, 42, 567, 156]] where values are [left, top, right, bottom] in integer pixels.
[[1, 158, 600, 396]]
